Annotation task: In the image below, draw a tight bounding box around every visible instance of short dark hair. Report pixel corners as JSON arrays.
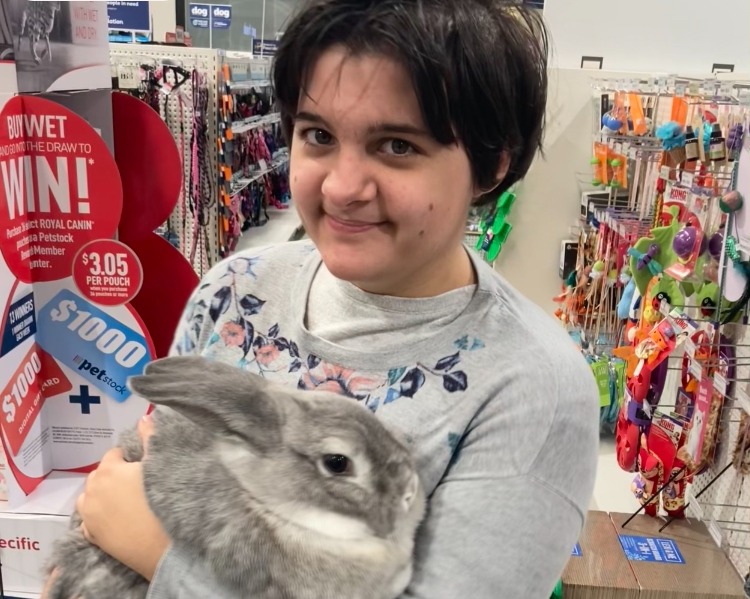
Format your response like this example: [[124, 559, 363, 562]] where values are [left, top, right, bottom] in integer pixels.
[[272, 0, 548, 208]]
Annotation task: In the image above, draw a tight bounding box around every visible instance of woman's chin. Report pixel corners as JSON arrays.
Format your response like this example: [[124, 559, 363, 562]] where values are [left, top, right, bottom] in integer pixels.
[[320, 251, 386, 288]]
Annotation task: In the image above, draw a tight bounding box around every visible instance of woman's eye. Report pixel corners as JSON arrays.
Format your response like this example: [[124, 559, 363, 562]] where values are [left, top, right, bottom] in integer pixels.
[[303, 128, 333, 146], [381, 139, 415, 156]]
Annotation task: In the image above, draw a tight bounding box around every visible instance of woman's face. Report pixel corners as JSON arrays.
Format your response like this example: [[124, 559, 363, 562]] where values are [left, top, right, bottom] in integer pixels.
[[290, 47, 477, 297]]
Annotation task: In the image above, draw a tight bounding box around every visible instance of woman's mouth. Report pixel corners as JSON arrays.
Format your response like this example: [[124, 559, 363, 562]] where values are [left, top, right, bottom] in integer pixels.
[[324, 214, 383, 234]]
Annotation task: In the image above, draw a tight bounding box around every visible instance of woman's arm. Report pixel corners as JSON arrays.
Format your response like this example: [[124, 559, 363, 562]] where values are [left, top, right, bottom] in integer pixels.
[[400, 350, 600, 597]]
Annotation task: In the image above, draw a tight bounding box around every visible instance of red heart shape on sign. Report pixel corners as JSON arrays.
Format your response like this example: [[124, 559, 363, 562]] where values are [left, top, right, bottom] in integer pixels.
[[112, 92, 183, 241], [0, 95, 123, 284], [111, 91, 199, 358]]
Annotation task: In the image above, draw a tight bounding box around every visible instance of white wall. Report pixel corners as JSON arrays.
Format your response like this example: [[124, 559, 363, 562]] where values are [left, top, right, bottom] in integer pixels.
[[150, 0, 176, 42], [544, 0, 750, 74], [495, 68, 650, 312]]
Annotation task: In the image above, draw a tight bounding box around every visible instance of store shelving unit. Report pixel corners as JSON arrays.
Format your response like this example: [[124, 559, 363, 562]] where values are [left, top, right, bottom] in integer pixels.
[[108, 45, 301, 276]]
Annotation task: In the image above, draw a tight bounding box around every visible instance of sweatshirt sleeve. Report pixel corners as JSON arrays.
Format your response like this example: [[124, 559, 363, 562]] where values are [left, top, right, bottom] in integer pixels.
[[400, 351, 600, 598], [146, 546, 237, 599]]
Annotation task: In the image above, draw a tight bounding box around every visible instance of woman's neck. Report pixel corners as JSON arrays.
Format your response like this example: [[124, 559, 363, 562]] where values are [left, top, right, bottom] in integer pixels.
[[353, 245, 477, 299]]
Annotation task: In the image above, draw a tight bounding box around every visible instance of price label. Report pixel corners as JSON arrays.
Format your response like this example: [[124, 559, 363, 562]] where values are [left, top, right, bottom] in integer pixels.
[[73, 239, 143, 306], [708, 519, 723, 548], [117, 64, 141, 89], [36, 289, 152, 402], [684, 338, 696, 358], [686, 484, 703, 518], [660, 299, 672, 316], [690, 359, 703, 380], [737, 388, 750, 415], [713, 373, 728, 396], [675, 83, 687, 97], [82, 251, 129, 277], [0, 344, 71, 457]]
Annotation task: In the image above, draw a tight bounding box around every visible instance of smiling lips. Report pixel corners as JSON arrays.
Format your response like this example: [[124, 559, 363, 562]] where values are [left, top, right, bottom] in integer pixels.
[[324, 214, 384, 234]]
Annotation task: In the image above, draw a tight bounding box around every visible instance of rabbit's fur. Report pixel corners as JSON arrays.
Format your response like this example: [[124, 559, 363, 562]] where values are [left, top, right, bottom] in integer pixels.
[[46, 356, 426, 599]]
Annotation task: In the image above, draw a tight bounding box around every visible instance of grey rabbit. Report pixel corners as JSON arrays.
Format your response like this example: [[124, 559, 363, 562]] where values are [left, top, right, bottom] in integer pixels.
[[45, 355, 426, 599]]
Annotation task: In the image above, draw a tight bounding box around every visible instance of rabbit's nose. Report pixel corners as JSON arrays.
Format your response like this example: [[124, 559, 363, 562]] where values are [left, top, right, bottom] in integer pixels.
[[402, 473, 419, 512]]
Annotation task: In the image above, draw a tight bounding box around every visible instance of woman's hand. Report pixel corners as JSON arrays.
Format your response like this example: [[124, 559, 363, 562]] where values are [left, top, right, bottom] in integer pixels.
[[77, 414, 169, 581]]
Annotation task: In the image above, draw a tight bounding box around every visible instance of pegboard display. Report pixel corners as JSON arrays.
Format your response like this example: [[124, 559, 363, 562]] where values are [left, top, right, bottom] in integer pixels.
[[683, 127, 750, 584], [109, 44, 221, 277], [566, 72, 750, 589]]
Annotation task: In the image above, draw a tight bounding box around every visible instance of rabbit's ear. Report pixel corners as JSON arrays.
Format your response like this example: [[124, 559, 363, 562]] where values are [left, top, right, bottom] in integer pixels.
[[128, 356, 284, 451]]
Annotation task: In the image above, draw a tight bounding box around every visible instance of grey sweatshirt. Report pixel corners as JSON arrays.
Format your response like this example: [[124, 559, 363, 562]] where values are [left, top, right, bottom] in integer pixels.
[[146, 240, 599, 599]]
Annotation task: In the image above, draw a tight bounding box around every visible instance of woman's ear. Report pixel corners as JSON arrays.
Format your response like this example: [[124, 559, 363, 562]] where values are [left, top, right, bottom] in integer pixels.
[[473, 152, 511, 198]]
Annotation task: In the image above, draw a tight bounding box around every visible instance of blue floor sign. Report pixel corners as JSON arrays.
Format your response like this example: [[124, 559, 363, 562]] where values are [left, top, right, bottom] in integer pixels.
[[571, 543, 582, 557], [618, 535, 685, 564]]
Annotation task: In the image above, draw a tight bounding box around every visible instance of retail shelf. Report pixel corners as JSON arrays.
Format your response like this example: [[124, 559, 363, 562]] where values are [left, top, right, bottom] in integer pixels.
[[228, 79, 272, 89], [231, 112, 281, 135], [230, 155, 290, 196]]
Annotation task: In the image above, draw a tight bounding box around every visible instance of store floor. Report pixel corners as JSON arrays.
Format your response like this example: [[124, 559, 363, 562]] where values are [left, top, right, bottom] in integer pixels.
[[592, 435, 641, 513], [235, 207, 303, 252]]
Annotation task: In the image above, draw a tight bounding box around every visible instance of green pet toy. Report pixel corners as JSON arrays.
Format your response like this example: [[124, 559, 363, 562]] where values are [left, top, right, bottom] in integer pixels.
[[475, 190, 517, 262]]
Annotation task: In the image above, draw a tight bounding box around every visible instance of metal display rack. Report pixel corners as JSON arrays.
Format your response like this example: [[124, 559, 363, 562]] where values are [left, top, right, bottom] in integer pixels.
[[577, 73, 750, 587], [109, 43, 220, 276], [108, 46, 298, 276], [216, 51, 294, 256]]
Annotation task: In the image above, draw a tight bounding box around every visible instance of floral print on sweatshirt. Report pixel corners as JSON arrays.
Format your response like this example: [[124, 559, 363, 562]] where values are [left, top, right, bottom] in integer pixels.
[[173, 256, 484, 412]]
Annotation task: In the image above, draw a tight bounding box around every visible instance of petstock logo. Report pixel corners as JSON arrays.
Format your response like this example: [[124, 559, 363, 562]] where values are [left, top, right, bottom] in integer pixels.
[[72, 354, 127, 395]]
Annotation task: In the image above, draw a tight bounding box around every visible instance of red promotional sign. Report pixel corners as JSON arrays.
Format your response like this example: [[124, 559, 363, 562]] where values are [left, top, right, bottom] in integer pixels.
[[1, 344, 72, 457], [0, 96, 123, 283], [73, 239, 144, 306]]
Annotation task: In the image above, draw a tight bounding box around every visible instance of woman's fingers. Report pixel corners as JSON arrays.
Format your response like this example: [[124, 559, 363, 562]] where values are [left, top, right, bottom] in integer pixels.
[[138, 413, 155, 456], [76, 491, 96, 545], [41, 568, 83, 599], [40, 568, 60, 599]]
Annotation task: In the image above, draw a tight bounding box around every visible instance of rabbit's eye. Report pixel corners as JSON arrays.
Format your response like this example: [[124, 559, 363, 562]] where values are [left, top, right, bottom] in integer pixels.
[[323, 454, 351, 475]]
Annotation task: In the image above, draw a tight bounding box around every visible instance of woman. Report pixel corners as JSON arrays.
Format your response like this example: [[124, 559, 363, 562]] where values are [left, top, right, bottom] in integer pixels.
[[51, 1, 600, 597]]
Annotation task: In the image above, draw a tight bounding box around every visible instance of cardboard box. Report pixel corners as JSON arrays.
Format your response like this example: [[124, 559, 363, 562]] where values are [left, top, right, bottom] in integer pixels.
[[562, 510, 640, 599], [0, 472, 84, 597], [610, 512, 746, 599]]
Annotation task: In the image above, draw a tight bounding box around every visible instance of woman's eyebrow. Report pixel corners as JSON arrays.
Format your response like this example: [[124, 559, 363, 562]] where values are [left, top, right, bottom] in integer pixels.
[[295, 110, 332, 128], [366, 122, 429, 137], [295, 111, 428, 137]]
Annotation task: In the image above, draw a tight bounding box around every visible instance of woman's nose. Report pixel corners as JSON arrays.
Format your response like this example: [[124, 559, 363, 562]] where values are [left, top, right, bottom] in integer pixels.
[[320, 150, 377, 207]]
